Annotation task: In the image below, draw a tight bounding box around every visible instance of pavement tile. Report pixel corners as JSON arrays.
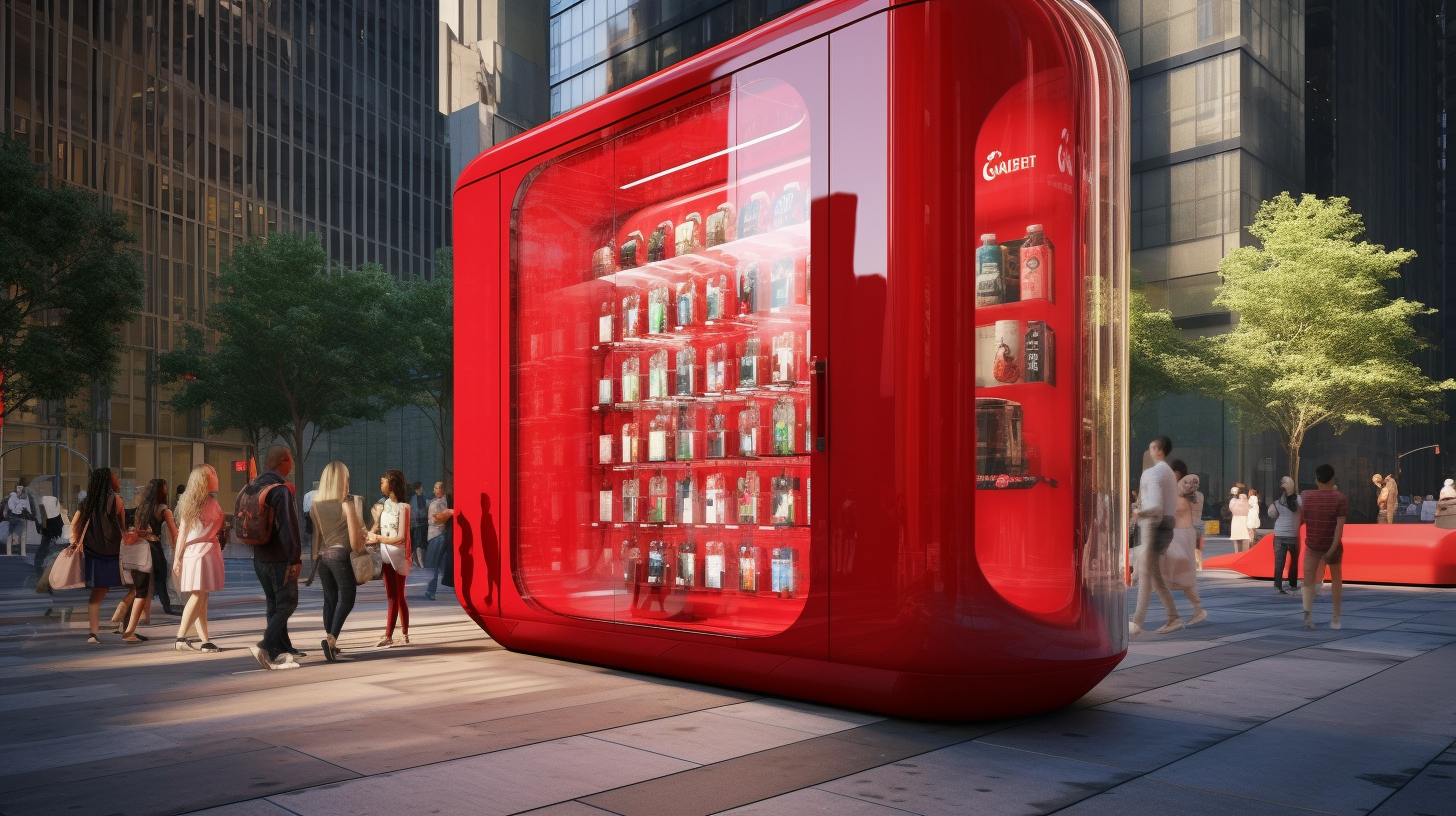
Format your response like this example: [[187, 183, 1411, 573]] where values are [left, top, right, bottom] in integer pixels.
[[1053, 777, 1326, 815], [704, 698, 883, 735], [1369, 745, 1456, 816], [579, 720, 988, 816], [0, 745, 357, 816], [714, 787, 914, 815], [516, 804, 623, 816], [1147, 718, 1452, 816], [590, 708, 824, 764], [1287, 642, 1456, 739], [0, 727, 178, 777], [1097, 651, 1396, 729], [1315, 630, 1456, 659], [815, 740, 1137, 816], [266, 735, 694, 816], [0, 682, 128, 712], [976, 708, 1238, 773], [0, 736, 271, 794], [1113, 640, 1222, 671], [1073, 637, 1319, 709]]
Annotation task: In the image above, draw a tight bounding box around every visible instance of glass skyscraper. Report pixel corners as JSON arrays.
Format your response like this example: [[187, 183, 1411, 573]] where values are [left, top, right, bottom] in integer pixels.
[[1, 1, 450, 509], [549, 0, 815, 116], [1096, 0, 1450, 520]]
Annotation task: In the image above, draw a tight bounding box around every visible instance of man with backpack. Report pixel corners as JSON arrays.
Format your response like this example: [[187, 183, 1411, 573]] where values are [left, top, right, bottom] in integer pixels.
[[238, 446, 304, 670]]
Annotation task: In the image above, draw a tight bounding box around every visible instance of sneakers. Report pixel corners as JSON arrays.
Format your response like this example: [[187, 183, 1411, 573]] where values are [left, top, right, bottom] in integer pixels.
[[1155, 619, 1184, 634], [249, 645, 275, 671], [1330, 617, 1342, 630], [1277, 588, 1289, 595], [273, 657, 301, 670], [1188, 608, 1208, 626]]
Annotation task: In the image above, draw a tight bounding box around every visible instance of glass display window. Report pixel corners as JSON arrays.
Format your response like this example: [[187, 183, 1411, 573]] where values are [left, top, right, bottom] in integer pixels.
[[511, 76, 815, 636]]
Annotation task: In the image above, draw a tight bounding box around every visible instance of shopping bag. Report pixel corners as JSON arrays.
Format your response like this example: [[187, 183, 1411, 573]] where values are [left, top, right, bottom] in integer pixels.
[[49, 545, 86, 591], [120, 538, 152, 574], [351, 549, 374, 585], [1160, 534, 1198, 591]]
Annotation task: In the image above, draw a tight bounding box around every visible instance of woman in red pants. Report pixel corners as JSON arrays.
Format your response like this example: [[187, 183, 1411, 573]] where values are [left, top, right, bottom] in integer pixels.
[[366, 469, 412, 647]]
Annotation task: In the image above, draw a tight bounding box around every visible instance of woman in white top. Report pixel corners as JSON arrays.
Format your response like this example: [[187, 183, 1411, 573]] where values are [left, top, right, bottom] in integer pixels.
[[172, 465, 226, 652], [366, 469, 412, 647], [1229, 489, 1251, 552], [1247, 488, 1262, 545]]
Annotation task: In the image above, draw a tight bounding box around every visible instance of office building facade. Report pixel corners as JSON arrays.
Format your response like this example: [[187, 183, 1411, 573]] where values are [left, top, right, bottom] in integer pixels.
[[1096, 0, 1450, 521], [1, 0, 450, 509], [549, 0, 816, 116]]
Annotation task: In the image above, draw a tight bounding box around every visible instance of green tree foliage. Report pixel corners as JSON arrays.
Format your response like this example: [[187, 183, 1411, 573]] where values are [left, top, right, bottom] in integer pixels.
[[1129, 279, 1206, 419], [1203, 193, 1455, 482], [158, 233, 419, 501], [388, 248, 453, 480], [0, 137, 144, 421]]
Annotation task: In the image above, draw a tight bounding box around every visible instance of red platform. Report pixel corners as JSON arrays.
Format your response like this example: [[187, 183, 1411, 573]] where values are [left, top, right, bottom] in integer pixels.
[[1203, 526, 1456, 586]]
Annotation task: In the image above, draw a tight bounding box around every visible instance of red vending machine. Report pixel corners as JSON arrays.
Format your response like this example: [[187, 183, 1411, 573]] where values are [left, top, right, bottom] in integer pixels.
[[453, 0, 1130, 719]]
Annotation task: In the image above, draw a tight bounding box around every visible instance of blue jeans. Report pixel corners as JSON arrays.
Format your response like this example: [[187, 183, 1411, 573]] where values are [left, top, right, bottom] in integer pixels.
[[425, 534, 448, 598]]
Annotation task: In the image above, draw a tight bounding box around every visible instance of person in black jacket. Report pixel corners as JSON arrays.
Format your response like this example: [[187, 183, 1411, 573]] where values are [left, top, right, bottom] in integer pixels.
[[241, 446, 305, 670]]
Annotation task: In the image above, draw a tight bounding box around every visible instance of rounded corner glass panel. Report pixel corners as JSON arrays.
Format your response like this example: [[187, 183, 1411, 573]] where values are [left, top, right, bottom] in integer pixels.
[[510, 78, 814, 637]]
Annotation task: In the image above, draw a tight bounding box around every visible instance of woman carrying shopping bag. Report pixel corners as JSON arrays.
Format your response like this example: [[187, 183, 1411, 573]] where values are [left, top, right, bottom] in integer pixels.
[[365, 469, 412, 647], [310, 461, 369, 661], [71, 468, 128, 644]]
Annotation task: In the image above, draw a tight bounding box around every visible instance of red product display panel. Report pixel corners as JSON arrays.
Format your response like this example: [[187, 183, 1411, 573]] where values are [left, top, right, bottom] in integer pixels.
[[1209, 528, 1456, 586], [453, 0, 1133, 719]]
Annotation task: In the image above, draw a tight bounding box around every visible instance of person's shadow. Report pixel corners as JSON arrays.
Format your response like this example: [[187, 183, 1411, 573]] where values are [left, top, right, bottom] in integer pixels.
[[458, 492, 500, 610]]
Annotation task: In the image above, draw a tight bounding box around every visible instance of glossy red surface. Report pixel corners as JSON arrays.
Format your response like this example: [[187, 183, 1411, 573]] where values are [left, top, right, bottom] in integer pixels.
[[1208, 528, 1456, 586], [454, 0, 1132, 719]]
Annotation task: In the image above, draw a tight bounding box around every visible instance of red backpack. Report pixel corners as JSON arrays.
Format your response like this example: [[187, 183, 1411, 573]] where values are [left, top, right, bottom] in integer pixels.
[[234, 483, 282, 545]]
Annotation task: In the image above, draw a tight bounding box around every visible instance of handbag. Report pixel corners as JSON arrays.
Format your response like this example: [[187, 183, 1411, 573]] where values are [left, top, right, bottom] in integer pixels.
[[49, 516, 90, 591], [120, 533, 152, 574], [351, 549, 374, 584]]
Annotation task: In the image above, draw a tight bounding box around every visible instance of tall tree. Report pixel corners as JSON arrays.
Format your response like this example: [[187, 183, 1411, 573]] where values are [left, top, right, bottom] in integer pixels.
[[158, 233, 417, 505], [1202, 193, 1455, 482], [1128, 279, 1205, 419], [0, 137, 144, 422], [389, 248, 453, 481]]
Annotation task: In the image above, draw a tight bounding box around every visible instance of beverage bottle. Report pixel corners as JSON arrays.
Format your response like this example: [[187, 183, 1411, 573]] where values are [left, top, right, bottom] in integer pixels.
[[1019, 224, 1053, 301], [975, 234, 1003, 306]]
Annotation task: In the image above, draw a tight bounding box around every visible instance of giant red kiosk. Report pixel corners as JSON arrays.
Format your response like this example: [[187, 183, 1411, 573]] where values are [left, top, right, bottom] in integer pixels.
[[452, 0, 1131, 719]]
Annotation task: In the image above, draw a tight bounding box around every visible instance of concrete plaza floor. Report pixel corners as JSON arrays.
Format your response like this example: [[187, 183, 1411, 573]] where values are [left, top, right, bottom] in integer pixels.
[[0, 539, 1452, 816]]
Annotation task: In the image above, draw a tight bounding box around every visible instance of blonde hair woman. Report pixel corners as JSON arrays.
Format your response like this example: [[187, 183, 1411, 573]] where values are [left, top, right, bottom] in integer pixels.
[[172, 465, 226, 652], [311, 461, 366, 661]]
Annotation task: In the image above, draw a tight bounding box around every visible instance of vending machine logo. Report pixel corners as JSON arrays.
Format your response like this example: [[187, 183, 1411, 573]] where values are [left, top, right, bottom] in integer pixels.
[[982, 150, 1037, 182], [1057, 128, 1073, 176]]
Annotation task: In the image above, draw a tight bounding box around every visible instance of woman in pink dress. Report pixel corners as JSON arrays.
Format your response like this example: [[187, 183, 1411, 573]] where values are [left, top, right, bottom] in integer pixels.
[[172, 464, 226, 653]]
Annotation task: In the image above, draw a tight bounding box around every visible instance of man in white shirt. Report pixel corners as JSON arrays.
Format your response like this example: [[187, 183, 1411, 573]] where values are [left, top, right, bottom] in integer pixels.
[[423, 482, 452, 601], [1131, 436, 1181, 635], [5, 483, 37, 556]]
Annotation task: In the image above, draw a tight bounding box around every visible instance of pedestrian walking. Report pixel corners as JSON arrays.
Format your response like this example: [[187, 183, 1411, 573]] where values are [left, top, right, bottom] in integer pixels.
[[1267, 476, 1301, 594], [32, 496, 65, 573], [424, 481, 451, 600], [1421, 495, 1437, 523], [366, 469, 412, 647], [310, 461, 367, 662], [1170, 461, 1205, 569], [1162, 473, 1208, 624], [1374, 473, 1398, 524], [410, 482, 429, 568], [135, 480, 181, 620], [1130, 436, 1181, 635], [1229, 489, 1251, 552], [1300, 463, 1348, 630], [237, 446, 305, 671], [173, 465, 225, 653], [5, 481, 38, 556], [1246, 488, 1262, 542], [71, 468, 127, 644], [1437, 480, 1456, 529]]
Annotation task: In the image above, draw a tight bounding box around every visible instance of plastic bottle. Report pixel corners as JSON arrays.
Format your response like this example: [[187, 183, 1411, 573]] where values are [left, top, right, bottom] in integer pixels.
[[1019, 224, 1054, 301]]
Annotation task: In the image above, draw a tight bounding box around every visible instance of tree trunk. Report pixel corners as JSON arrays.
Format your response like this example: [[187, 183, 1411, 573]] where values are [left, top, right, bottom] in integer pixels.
[[1285, 428, 1305, 489]]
